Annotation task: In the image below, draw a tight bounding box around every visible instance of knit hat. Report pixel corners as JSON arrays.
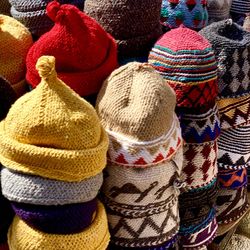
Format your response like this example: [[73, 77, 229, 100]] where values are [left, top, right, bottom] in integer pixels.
[[236, 205, 250, 238], [26, 1, 117, 97], [0, 56, 108, 182], [0, 15, 33, 96], [161, 0, 208, 30], [8, 201, 110, 250], [149, 26, 218, 110], [84, 0, 162, 59], [207, 0, 232, 23], [9, 0, 85, 38], [224, 234, 250, 250], [230, 0, 250, 15], [243, 13, 250, 32], [0, 0, 10, 15], [11, 199, 97, 234], [199, 20, 250, 99], [1, 168, 103, 205]]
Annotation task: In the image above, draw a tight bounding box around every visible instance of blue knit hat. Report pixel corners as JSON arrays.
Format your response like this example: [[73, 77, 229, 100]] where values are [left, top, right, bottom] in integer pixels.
[[161, 0, 208, 30]]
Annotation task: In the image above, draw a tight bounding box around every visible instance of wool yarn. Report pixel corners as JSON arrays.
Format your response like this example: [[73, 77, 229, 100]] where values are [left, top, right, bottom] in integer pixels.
[[0, 0, 10, 15], [0, 56, 108, 182], [11, 199, 97, 234], [230, 0, 250, 15], [1, 168, 103, 205], [0, 14, 33, 96], [8, 201, 110, 250], [9, 0, 85, 38], [224, 234, 250, 250], [96, 62, 183, 248], [207, 0, 232, 23], [161, 0, 208, 31], [236, 208, 250, 238], [199, 20, 250, 99], [84, 0, 162, 59], [26, 1, 117, 97], [243, 14, 250, 32]]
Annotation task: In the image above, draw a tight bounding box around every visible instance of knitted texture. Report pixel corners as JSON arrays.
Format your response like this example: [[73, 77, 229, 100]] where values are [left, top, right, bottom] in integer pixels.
[[243, 14, 250, 32], [218, 95, 250, 129], [236, 208, 250, 238], [207, 0, 232, 23], [161, 0, 208, 30], [84, 0, 163, 59], [11, 199, 97, 234], [0, 0, 10, 15], [224, 234, 250, 250], [9, 0, 85, 38], [96, 63, 177, 142], [8, 201, 110, 250], [199, 20, 250, 99], [182, 141, 218, 190], [230, 0, 250, 14], [180, 217, 218, 249], [1, 168, 103, 205], [217, 124, 250, 170], [0, 15, 33, 96], [0, 56, 108, 182], [216, 186, 249, 224], [26, 1, 117, 97]]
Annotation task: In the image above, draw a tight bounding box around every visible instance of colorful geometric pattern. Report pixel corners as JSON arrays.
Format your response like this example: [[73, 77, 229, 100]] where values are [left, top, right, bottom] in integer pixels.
[[180, 104, 220, 143], [182, 141, 218, 190], [107, 116, 182, 168]]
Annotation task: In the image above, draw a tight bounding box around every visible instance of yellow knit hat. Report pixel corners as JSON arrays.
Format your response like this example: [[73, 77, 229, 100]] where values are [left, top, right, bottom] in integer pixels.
[[8, 201, 110, 250], [0, 15, 33, 96], [0, 56, 108, 182]]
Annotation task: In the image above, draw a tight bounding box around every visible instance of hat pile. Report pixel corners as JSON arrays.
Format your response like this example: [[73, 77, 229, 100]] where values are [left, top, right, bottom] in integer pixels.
[[84, 0, 163, 62], [149, 26, 219, 248], [161, 0, 208, 31], [26, 1, 117, 102], [0, 55, 110, 250], [207, 0, 232, 23], [96, 63, 184, 249], [0, 14, 33, 97], [200, 20, 250, 235], [8, 0, 85, 38], [0, 0, 10, 15], [0, 76, 17, 250]]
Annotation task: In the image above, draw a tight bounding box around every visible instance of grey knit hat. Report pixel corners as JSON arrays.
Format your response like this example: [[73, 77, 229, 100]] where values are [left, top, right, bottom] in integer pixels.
[[0, 0, 10, 15], [1, 168, 103, 205], [200, 19, 250, 99], [84, 0, 163, 59], [9, 0, 85, 38], [207, 0, 232, 23]]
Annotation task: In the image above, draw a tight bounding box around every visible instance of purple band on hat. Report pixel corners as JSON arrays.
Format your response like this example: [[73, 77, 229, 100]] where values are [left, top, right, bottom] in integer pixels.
[[11, 198, 97, 234], [181, 217, 217, 249]]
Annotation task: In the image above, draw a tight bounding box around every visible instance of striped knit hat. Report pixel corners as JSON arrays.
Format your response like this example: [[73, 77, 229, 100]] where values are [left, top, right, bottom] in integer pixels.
[[207, 0, 232, 23], [231, 0, 250, 15], [96, 63, 184, 248], [0, 0, 10, 15], [161, 0, 208, 31], [9, 0, 85, 38]]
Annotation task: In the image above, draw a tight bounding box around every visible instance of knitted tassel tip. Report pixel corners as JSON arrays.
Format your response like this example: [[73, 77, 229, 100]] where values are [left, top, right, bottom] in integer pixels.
[[35, 56, 57, 81]]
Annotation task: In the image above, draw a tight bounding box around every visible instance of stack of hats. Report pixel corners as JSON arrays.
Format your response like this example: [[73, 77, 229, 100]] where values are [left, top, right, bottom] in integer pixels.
[[96, 63, 184, 249], [0, 14, 33, 97], [0, 55, 110, 250], [161, 0, 208, 31], [0, 0, 10, 15], [207, 0, 232, 23], [149, 26, 219, 249], [230, 0, 250, 25], [84, 0, 163, 63], [200, 20, 250, 235], [8, 0, 85, 39], [26, 0, 117, 105], [0, 76, 17, 250]]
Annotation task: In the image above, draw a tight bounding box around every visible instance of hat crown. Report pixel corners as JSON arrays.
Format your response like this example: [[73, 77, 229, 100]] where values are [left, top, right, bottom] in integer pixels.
[[5, 56, 102, 150], [96, 63, 176, 141]]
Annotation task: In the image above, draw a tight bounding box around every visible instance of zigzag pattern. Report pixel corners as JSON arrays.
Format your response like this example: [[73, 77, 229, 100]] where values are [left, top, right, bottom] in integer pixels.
[[218, 95, 250, 129], [218, 168, 247, 189]]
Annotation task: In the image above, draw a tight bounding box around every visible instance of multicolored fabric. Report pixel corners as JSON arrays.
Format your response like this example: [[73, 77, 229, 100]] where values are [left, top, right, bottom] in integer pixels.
[[218, 168, 248, 189], [216, 186, 249, 224], [218, 95, 250, 130], [180, 104, 220, 143], [161, 0, 208, 30]]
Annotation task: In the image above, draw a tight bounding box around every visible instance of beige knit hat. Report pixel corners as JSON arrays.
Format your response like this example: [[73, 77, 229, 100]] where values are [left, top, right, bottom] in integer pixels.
[[96, 63, 176, 142]]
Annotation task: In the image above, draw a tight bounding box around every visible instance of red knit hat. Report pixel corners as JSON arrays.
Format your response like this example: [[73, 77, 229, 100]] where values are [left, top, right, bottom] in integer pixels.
[[26, 1, 118, 96]]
